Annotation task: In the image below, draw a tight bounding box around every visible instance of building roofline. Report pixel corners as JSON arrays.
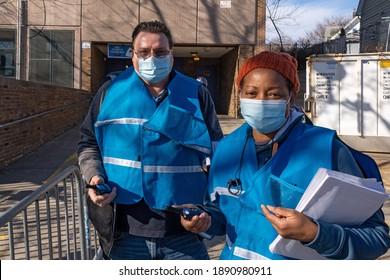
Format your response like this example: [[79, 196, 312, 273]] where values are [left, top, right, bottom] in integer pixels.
[[329, 16, 360, 41], [356, 0, 365, 16]]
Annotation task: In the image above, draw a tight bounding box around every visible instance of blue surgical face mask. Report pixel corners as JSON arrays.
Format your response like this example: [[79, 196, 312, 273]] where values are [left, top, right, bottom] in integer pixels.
[[137, 55, 172, 83], [240, 97, 291, 134]]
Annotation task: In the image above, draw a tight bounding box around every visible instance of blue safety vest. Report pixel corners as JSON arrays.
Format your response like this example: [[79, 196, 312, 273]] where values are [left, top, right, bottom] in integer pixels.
[[95, 67, 211, 208], [208, 122, 336, 259]]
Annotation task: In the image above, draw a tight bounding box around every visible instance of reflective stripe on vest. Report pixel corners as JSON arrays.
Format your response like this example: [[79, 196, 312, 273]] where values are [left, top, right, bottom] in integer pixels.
[[103, 157, 141, 169], [104, 156, 203, 173], [143, 165, 203, 173], [210, 186, 245, 201], [95, 118, 147, 127], [233, 247, 270, 260]]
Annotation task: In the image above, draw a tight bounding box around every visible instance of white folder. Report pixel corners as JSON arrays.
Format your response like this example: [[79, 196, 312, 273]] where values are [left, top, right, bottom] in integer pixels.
[[269, 168, 390, 260]]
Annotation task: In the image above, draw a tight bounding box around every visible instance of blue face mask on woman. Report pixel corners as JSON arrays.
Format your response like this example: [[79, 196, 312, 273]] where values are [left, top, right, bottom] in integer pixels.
[[240, 97, 291, 134], [137, 55, 172, 83]]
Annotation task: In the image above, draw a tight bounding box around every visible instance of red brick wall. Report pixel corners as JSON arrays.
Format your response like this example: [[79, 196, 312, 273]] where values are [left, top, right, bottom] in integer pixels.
[[0, 78, 94, 169]]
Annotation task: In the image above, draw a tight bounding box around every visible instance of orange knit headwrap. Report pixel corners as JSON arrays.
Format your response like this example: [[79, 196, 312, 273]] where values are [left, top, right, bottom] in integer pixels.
[[236, 51, 300, 92]]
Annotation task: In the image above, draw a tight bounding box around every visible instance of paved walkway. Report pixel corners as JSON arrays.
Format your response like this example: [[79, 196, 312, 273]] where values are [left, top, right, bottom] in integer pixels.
[[0, 116, 389, 259], [0, 124, 80, 213]]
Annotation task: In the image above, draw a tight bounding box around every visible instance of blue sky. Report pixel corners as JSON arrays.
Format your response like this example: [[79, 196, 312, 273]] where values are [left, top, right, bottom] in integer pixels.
[[266, 0, 360, 41]]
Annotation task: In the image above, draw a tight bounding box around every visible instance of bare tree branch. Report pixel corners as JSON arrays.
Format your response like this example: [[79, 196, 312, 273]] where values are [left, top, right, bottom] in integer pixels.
[[302, 15, 351, 44], [265, 0, 303, 51]]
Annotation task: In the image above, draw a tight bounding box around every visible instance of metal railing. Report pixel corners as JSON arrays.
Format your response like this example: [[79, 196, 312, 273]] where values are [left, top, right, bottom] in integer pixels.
[[0, 165, 99, 260]]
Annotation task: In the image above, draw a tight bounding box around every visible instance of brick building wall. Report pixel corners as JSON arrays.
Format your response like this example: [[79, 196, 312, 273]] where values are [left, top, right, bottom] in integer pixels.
[[0, 78, 94, 169], [218, 47, 239, 116], [256, 0, 267, 54], [91, 45, 108, 94], [81, 47, 92, 91]]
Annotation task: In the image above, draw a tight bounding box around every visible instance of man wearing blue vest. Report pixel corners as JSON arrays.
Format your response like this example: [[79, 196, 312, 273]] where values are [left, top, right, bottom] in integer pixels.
[[78, 20, 223, 260], [190, 51, 390, 260]]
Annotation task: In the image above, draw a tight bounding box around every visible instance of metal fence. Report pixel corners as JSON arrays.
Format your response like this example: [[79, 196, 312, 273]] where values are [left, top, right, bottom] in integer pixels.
[[0, 165, 99, 260]]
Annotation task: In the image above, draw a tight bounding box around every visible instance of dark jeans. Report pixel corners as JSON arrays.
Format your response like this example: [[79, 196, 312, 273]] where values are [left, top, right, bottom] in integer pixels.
[[108, 232, 210, 260]]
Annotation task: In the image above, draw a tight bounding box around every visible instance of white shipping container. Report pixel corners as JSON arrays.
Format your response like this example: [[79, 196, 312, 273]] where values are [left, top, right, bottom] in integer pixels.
[[306, 53, 390, 152]]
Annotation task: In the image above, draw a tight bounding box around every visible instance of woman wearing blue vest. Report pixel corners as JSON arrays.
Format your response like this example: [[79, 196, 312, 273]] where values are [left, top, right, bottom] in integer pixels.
[[78, 20, 223, 260], [199, 51, 390, 259]]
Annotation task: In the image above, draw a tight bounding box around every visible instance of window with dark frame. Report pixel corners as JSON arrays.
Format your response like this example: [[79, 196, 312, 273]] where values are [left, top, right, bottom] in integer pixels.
[[0, 30, 16, 78], [29, 29, 74, 88]]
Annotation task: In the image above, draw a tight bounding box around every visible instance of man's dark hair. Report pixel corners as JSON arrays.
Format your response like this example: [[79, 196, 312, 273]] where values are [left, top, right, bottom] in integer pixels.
[[132, 20, 173, 48]]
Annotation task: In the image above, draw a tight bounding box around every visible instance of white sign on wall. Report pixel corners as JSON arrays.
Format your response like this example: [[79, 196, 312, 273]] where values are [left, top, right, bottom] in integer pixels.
[[381, 61, 390, 101], [82, 42, 91, 49], [220, 1, 231, 8]]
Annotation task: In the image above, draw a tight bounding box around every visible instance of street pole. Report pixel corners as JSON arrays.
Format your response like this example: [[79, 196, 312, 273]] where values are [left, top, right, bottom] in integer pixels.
[[16, 0, 27, 80], [16, 0, 21, 79]]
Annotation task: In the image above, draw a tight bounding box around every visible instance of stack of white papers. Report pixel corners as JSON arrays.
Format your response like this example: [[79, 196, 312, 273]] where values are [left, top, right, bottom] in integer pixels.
[[269, 168, 390, 260]]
